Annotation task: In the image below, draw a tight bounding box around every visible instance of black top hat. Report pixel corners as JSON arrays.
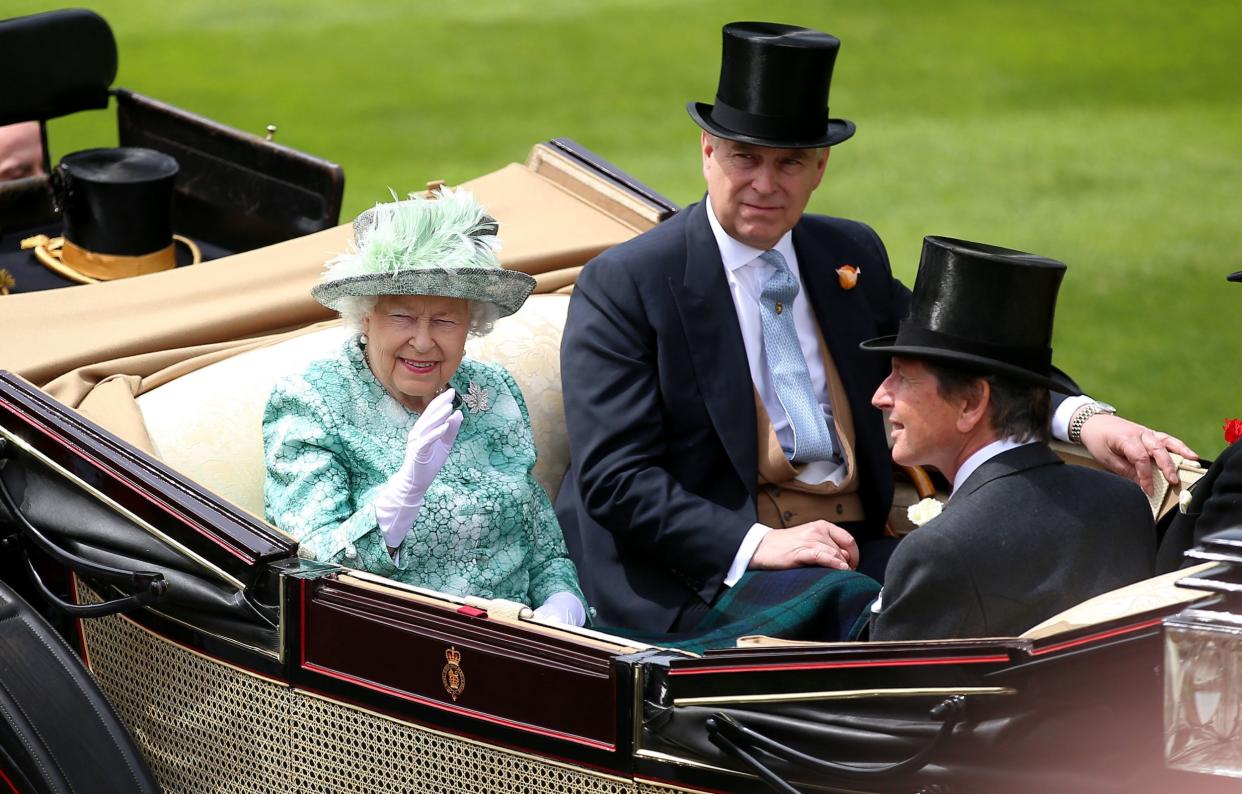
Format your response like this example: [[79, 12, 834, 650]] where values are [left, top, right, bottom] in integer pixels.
[[54, 147, 179, 257], [861, 236, 1082, 395], [687, 21, 855, 149], [34, 146, 192, 282]]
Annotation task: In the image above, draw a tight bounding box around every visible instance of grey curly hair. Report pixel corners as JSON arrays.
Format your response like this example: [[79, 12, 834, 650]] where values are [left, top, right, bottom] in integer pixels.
[[336, 295, 501, 337]]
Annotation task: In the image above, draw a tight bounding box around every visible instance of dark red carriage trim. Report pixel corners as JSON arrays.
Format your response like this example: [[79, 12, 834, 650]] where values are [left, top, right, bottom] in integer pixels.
[[666, 653, 1014, 676], [1028, 617, 1163, 657], [299, 660, 615, 751], [297, 577, 622, 751], [75, 577, 631, 779], [0, 764, 21, 794]]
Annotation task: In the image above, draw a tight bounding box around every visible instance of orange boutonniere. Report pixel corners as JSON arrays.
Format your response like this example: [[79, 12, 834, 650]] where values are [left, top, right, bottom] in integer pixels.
[[836, 264, 859, 290], [1225, 418, 1242, 444]]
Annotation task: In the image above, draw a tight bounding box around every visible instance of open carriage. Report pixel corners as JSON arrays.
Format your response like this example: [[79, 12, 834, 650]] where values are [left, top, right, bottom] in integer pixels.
[[1, 136, 1240, 794], [0, 8, 344, 296]]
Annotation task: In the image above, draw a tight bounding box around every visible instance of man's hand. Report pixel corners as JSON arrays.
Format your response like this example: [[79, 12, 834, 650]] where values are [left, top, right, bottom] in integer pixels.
[[749, 521, 859, 571], [1079, 413, 1198, 496]]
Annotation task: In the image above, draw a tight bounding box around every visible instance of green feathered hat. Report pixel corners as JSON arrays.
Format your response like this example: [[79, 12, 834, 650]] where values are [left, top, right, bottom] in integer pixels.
[[311, 187, 536, 317]]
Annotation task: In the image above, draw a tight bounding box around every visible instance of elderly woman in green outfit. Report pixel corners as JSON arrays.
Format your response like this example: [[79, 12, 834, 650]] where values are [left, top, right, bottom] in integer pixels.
[[262, 188, 587, 626]]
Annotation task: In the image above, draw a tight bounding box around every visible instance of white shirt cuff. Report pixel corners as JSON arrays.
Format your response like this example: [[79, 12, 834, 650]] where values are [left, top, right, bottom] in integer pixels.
[[1052, 394, 1095, 442], [725, 523, 772, 587]]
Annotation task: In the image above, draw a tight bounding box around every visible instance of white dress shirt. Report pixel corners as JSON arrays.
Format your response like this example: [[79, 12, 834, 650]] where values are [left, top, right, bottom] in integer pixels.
[[706, 198, 847, 485], [705, 198, 1087, 585], [951, 437, 1036, 496], [707, 199, 847, 584]]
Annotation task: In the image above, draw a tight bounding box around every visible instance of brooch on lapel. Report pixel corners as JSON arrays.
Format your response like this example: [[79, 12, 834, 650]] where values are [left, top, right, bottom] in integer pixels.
[[836, 264, 860, 290], [462, 381, 491, 414]]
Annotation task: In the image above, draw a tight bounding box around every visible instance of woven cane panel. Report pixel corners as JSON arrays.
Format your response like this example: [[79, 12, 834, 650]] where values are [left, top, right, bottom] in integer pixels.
[[293, 693, 636, 794], [77, 583, 680, 793], [77, 586, 296, 793]]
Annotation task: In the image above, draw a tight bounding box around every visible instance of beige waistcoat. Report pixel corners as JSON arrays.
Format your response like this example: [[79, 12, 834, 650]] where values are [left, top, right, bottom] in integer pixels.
[[754, 325, 865, 527]]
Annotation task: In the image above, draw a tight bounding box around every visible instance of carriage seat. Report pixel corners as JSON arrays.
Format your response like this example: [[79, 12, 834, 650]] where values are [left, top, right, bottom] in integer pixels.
[[135, 294, 571, 521]]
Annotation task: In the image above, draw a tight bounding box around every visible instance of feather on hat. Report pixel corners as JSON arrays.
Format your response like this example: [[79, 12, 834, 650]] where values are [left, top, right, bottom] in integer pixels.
[[311, 187, 535, 316]]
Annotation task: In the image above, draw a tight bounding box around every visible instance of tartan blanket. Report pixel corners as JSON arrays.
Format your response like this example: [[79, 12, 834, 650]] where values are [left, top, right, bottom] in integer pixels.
[[602, 568, 881, 655]]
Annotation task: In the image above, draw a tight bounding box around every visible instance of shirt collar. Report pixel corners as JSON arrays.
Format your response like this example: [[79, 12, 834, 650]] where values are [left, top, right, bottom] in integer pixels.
[[951, 437, 1037, 495], [705, 196, 795, 273]]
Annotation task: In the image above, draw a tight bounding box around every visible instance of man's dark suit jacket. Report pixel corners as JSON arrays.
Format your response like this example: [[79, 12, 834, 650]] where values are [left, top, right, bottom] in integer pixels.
[[556, 201, 910, 631], [871, 444, 1156, 641], [1157, 441, 1242, 572]]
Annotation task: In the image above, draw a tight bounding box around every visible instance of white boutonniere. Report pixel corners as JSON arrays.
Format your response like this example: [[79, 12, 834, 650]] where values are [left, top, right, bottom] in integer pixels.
[[462, 381, 491, 414], [908, 497, 944, 527], [1178, 487, 1194, 513]]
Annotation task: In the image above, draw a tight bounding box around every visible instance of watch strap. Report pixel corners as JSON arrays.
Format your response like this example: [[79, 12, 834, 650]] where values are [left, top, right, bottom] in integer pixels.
[[1069, 402, 1116, 444]]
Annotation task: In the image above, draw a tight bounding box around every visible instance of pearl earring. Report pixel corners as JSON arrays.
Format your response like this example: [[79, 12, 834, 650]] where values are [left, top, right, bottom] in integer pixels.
[[359, 333, 369, 345]]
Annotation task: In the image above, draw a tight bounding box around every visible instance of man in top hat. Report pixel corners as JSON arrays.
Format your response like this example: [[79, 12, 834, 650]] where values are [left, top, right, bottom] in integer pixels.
[[557, 21, 1191, 633], [1155, 271, 1242, 573], [864, 237, 1155, 640]]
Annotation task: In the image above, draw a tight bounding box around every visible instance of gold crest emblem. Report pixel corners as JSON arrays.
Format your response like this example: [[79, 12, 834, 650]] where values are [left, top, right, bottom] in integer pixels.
[[441, 646, 466, 701]]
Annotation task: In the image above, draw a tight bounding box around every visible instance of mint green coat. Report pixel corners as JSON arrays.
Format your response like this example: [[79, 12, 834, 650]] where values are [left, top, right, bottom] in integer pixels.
[[263, 335, 583, 608]]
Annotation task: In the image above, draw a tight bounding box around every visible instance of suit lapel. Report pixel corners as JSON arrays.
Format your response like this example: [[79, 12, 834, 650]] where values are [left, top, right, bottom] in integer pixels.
[[794, 223, 883, 429], [950, 443, 1063, 505], [668, 202, 757, 494]]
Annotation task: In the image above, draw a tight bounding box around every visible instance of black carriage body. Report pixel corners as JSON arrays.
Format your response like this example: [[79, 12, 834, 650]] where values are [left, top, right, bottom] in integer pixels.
[[1, 370, 1237, 794], [0, 57, 1232, 784]]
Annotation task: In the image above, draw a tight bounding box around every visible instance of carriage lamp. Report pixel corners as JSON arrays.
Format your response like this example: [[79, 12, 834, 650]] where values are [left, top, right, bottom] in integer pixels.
[[1164, 529, 1242, 779], [1165, 616, 1242, 777]]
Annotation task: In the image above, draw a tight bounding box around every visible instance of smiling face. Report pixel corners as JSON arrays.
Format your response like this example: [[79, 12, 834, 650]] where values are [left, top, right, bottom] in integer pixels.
[[701, 131, 829, 250], [871, 357, 975, 479], [362, 294, 470, 413]]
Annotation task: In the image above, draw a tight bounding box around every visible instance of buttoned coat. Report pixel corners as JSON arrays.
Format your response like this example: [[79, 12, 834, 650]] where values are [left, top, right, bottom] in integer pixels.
[[556, 200, 909, 630], [871, 444, 1156, 641]]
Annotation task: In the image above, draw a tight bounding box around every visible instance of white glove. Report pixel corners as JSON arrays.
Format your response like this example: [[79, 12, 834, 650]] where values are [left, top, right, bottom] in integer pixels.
[[532, 591, 586, 627], [373, 389, 463, 550]]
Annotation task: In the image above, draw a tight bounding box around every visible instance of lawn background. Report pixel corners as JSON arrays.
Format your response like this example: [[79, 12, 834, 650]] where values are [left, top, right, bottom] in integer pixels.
[[11, 0, 1242, 455]]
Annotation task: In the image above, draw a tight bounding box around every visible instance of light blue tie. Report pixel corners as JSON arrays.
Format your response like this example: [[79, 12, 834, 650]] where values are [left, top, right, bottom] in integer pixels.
[[758, 249, 836, 463]]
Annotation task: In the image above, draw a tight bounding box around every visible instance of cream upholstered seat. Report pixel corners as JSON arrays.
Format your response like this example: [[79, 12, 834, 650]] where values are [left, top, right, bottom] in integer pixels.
[[135, 294, 571, 520], [137, 326, 348, 518]]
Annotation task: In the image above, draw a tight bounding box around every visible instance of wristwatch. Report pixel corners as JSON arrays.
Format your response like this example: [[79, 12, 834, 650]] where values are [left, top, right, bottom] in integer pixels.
[[1068, 401, 1116, 444]]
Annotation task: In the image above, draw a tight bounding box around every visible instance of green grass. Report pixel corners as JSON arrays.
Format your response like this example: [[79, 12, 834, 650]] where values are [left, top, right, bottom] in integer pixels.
[[12, 0, 1242, 453]]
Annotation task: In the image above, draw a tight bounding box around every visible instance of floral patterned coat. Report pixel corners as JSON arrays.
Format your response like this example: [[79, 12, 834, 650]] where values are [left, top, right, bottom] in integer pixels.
[[262, 335, 584, 608]]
